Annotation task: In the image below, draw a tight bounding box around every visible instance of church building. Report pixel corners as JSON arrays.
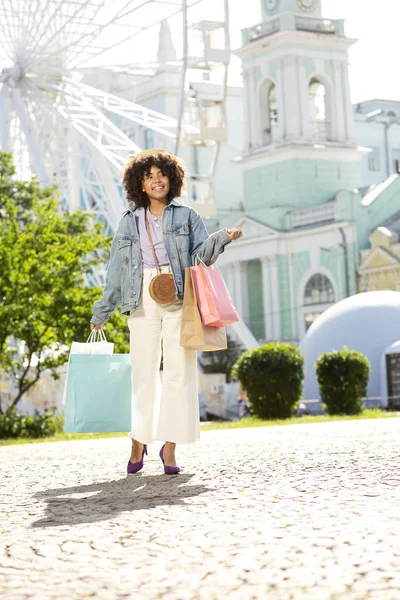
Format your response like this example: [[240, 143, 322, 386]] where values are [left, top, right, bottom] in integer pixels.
[[215, 0, 400, 345]]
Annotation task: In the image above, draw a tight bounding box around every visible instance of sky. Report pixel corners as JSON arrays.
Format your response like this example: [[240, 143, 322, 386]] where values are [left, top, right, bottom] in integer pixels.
[[2, 0, 396, 105], [66, 0, 399, 105], [226, 0, 400, 103]]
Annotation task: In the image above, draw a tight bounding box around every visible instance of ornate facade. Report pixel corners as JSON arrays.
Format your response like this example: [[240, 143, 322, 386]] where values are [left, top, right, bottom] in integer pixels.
[[358, 228, 400, 293]]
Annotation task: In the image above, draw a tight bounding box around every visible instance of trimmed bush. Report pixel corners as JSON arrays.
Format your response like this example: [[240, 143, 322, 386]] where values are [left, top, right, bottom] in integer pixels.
[[0, 408, 63, 439], [316, 347, 370, 415], [231, 343, 304, 419]]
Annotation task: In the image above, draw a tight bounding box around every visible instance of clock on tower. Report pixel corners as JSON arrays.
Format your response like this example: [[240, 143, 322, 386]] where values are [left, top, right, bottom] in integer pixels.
[[297, 0, 317, 11], [262, 0, 321, 19]]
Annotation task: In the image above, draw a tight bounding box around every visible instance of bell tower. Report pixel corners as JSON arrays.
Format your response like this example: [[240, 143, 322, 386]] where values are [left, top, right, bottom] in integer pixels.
[[236, 0, 361, 211]]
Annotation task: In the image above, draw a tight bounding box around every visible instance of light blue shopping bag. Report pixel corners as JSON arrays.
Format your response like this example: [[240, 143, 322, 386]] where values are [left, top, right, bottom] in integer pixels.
[[64, 354, 132, 433]]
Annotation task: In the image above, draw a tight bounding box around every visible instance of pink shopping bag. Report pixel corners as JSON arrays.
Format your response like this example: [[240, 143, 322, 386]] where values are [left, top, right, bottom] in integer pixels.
[[191, 262, 239, 327]]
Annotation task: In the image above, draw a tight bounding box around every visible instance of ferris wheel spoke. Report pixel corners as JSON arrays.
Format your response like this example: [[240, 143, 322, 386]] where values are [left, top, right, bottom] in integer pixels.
[[71, 0, 203, 69], [26, 0, 101, 69], [2, 0, 20, 45], [24, 0, 67, 63], [8, 87, 50, 184], [17, 0, 33, 46], [0, 6, 19, 59], [39, 1, 154, 70], [0, 43, 13, 66], [61, 0, 133, 66], [50, 1, 106, 64]]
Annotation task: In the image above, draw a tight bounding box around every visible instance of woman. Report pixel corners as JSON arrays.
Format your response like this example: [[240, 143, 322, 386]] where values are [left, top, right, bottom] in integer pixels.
[[90, 149, 243, 474]]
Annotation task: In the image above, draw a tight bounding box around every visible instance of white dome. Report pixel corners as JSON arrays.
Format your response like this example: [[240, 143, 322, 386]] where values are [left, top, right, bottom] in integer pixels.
[[300, 291, 400, 402]]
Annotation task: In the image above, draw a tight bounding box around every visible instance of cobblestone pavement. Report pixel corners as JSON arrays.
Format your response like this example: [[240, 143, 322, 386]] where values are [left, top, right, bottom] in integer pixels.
[[1, 418, 400, 600]]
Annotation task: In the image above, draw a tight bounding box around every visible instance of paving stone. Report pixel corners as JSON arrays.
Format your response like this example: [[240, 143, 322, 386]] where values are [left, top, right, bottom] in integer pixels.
[[1, 418, 400, 599]]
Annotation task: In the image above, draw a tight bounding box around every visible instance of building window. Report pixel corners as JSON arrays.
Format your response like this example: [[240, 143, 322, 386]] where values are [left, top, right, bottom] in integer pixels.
[[269, 85, 279, 142], [309, 78, 330, 141], [368, 148, 380, 171], [260, 80, 279, 146], [393, 149, 400, 174], [303, 273, 336, 332], [304, 273, 335, 306]]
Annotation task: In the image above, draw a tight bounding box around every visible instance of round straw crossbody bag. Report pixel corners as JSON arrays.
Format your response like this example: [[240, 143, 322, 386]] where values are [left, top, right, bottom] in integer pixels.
[[145, 209, 177, 304]]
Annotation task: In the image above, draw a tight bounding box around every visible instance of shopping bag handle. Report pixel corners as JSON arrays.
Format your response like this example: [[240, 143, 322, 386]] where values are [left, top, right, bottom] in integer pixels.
[[194, 255, 221, 296], [194, 254, 207, 267], [86, 329, 107, 344]]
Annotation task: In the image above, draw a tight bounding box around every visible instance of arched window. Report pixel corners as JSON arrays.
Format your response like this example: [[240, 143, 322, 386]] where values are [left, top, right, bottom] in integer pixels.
[[268, 85, 278, 142], [259, 80, 279, 146], [309, 78, 331, 141], [304, 273, 335, 305], [303, 273, 335, 331]]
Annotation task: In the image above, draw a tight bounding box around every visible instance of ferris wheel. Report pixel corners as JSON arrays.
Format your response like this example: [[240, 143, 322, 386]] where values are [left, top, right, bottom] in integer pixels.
[[0, 0, 231, 235]]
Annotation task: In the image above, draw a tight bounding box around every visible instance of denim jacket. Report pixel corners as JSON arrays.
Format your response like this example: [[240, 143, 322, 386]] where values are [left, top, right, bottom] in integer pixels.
[[90, 199, 231, 327]]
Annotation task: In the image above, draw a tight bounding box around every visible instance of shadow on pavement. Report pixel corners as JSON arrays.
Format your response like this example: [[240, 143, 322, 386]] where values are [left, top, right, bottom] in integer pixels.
[[31, 474, 210, 528]]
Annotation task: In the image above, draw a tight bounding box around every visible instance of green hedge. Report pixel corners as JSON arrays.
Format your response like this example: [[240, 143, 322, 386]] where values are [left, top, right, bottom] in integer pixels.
[[0, 408, 63, 439], [232, 342, 304, 419], [316, 347, 370, 415]]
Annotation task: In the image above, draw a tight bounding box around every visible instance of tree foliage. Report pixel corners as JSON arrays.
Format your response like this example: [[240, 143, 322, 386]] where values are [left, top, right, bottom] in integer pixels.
[[0, 151, 129, 411], [232, 342, 304, 419], [198, 334, 246, 382], [316, 346, 370, 415]]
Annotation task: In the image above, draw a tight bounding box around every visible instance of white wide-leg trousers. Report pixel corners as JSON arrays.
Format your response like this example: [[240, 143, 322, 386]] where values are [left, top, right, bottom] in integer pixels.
[[128, 266, 199, 444]]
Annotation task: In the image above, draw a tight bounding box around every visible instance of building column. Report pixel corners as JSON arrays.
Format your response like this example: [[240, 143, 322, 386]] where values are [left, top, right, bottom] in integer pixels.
[[226, 263, 235, 298], [248, 67, 258, 150], [298, 57, 312, 140], [333, 60, 346, 142], [341, 61, 356, 143], [232, 261, 248, 323], [282, 55, 301, 140], [287, 253, 297, 342], [242, 71, 250, 151], [269, 256, 281, 341], [276, 59, 285, 141], [261, 257, 273, 341]]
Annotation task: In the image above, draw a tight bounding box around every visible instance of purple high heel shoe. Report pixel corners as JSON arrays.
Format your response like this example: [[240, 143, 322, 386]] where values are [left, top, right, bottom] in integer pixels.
[[127, 444, 147, 474], [159, 444, 181, 475]]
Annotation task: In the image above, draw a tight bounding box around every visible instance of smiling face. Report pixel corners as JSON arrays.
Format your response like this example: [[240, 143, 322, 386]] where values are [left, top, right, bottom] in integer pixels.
[[142, 165, 170, 204]]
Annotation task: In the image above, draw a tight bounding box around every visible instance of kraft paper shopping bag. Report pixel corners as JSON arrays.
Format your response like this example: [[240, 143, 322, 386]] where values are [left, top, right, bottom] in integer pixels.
[[180, 267, 227, 352]]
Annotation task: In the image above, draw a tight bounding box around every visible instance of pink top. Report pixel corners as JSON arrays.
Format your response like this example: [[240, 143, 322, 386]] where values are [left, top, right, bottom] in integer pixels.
[[135, 208, 169, 267]]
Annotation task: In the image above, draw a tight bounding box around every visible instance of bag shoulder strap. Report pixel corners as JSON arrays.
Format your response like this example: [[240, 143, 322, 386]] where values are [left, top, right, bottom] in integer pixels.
[[145, 209, 161, 274]]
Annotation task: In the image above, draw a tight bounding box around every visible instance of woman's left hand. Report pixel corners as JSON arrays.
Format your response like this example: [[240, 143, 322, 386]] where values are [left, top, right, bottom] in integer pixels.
[[226, 227, 243, 241]]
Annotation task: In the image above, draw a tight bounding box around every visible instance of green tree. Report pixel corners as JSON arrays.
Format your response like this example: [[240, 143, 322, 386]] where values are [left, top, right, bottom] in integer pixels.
[[0, 151, 129, 411], [198, 334, 246, 382]]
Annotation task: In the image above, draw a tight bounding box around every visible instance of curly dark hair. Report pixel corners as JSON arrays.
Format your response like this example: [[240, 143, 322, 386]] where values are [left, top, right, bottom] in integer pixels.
[[122, 149, 186, 209]]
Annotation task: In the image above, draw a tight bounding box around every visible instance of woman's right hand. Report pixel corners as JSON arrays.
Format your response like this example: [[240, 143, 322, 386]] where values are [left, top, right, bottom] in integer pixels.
[[90, 322, 102, 332]]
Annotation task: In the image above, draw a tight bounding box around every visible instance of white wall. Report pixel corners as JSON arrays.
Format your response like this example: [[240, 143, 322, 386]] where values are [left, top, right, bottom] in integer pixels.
[[355, 118, 400, 187]]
